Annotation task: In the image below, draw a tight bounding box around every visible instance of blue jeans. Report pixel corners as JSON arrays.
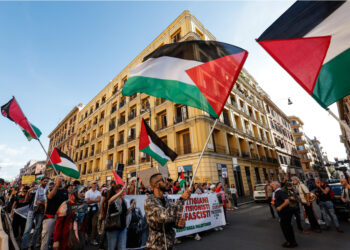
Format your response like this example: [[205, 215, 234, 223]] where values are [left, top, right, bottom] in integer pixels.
[[21, 210, 45, 248], [319, 200, 340, 228], [106, 228, 127, 250]]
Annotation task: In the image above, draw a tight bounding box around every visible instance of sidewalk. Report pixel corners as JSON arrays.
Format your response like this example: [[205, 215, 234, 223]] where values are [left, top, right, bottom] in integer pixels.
[[237, 196, 254, 206]]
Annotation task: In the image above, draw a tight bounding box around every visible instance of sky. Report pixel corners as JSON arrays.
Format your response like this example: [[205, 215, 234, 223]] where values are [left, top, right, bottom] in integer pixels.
[[0, 1, 346, 180]]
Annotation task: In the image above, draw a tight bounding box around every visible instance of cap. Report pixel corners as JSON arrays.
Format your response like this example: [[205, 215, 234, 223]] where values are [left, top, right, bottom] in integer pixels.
[[129, 177, 137, 183], [210, 184, 216, 189]]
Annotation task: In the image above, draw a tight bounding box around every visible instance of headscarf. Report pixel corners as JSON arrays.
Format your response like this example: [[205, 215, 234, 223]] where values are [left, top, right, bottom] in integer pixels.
[[71, 185, 85, 204]]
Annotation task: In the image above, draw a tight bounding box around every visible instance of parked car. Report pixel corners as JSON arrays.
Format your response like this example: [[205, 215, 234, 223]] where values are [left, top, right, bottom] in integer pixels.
[[328, 182, 349, 220], [254, 184, 267, 202]]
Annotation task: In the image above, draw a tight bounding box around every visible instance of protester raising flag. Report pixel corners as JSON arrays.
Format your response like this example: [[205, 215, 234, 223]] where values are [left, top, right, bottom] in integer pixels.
[[139, 118, 177, 166], [112, 170, 125, 186], [257, 1, 350, 109], [122, 40, 248, 118], [1, 97, 42, 140], [46, 148, 80, 179], [178, 171, 186, 188]]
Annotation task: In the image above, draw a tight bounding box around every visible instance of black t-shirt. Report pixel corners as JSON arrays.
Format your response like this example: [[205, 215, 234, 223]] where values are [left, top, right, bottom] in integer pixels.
[[275, 189, 289, 208], [108, 198, 127, 229], [45, 189, 68, 215], [315, 184, 331, 202], [14, 194, 28, 208]]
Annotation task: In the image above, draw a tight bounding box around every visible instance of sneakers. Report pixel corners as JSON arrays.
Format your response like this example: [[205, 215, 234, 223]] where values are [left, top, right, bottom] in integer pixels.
[[194, 234, 201, 241], [219, 227, 224, 231], [318, 219, 326, 225], [90, 240, 99, 246], [234, 207, 239, 210], [305, 218, 310, 224], [214, 227, 219, 231]]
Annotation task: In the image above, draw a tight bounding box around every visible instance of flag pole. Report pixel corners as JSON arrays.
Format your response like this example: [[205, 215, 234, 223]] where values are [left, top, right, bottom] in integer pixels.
[[189, 118, 218, 189], [13, 96, 59, 176], [327, 108, 350, 134]]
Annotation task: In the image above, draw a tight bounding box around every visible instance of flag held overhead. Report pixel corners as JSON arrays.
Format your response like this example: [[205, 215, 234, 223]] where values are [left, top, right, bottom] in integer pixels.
[[257, 1, 350, 109], [1, 97, 41, 140], [139, 118, 177, 166], [47, 148, 80, 179], [122, 40, 248, 118]]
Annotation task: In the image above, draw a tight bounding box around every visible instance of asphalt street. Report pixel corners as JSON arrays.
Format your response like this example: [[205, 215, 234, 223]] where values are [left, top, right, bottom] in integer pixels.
[[176, 202, 350, 250]]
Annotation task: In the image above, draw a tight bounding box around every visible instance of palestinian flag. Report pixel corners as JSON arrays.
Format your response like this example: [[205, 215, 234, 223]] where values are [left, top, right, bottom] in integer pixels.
[[122, 41, 248, 118], [257, 1, 350, 109], [1, 97, 41, 139], [47, 148, 80, 179], [112, 170, 125, 186], [178, 172, 186, 187], [139, 118, 177, 166], [35, 174, 44, 182]]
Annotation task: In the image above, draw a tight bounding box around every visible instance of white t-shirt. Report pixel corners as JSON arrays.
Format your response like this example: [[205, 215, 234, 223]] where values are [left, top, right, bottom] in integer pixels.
[[230, 188, 237, 194], [85, 189, 101, 206], [296, 183, 309, 204]]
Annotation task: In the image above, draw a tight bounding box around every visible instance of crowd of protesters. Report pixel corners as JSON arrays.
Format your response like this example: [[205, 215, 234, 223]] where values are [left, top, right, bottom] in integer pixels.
[[266, 173, 350, 249], [0, 174, 236, 250]]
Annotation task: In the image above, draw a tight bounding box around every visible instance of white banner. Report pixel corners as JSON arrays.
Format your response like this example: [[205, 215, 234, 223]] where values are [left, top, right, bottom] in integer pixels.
[[124, 193, 226, 248]]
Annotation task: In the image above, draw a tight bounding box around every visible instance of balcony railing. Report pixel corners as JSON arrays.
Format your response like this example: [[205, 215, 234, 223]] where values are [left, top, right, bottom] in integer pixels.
[[128, 111, 136, 120], [251, 153, 259, 160], [130, 94, 137, 101], [242, 151, 250, 158], [156, 121, 167, 131], [119, 100, 126, 108], [96, 149, 101, 154], [111, 106, 117, 114], [174, 114, 187, 124], [112, 87, 118, 95], [109, 122, 116, 131], [223, 117, 231, 127], [117, 139, 124, 146], [106, 163, 113, 170], [140, 103, 150, 114], [127, 158, 135, 166], [128, 135, 136, 142], [229, 147, 240, 157], [90, 151, 94, 156], [213, 145, 226, 154], [98, 132, 103, 137], [118, 118, 125, 126], [108, 143, 114, 150], [175, 144, 192, 155]]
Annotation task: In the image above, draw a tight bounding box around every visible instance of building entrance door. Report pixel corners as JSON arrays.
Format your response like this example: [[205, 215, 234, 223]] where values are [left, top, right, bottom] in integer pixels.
[[233, 165, 244, 197], [245, 166, 253, 197]]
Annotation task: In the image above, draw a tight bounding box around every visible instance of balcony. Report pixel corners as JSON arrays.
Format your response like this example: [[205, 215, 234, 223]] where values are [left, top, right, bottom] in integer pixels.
[[223, 116, 231, 127], [156, 121, 167, 131], [140, 154, 150, 163], [117, 139, 124, 146], [111, 106, 117, 114], [118, 118, 125, 126], [130, 94, 137, 101], [106, 162, 113, 170], [298, 149, 308, 154], [156, 98, 166, 106], [119, 100, 126, 108], [108, 143, 114, 150], [96, 149, 101, 154], [127, 158, 135, 166], [213, 145, 226, 154], [301, 157, 311, 163], [174, 114, 187, 124], [128, 135, 136, 142], [90, 151, 94, 157], [140, 103, 150, 114], [251, 153, 259, 160], [112, 87, 118, 95], [175, 144, 192, 155], [109, 122, 116, 131], [229, 147, 240, 157], [98, 132, 103, 138], [242, 151, 250, 158], [128, 111, 136, 121]]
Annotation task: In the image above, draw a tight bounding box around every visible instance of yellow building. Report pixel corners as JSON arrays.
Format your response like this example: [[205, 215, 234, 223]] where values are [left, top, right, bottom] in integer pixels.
[[73, 11, 279, 196], [46, 104, 84, 178], [289, 116, 317, 178]]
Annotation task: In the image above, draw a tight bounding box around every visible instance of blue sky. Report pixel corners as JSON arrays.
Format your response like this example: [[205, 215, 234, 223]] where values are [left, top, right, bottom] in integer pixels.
[[0, 1, 346, 180]]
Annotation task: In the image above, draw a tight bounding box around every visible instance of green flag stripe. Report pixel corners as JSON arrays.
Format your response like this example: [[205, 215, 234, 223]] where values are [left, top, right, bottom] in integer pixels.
[[47, 164, 80, 179], [123, 76, 218, 118], [312, 48, 350, 108], [141, 145, 169, 166]]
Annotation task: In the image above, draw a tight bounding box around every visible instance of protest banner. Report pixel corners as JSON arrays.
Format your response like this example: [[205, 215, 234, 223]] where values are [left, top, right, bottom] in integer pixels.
[[123, 193, 226, 249], [22, 175, 35, 184]]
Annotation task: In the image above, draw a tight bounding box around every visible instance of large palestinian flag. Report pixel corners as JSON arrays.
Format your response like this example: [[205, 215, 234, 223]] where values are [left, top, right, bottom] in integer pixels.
[[257, 1, 350, 109], [1, 97, 42, 140], [47, 148, 80, 179], [122, 41, 248, 118], [139, 118, 177, 166]]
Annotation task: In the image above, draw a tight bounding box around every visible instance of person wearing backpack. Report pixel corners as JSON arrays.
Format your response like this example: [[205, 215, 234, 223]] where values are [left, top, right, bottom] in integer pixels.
[[315, 178, 343, 233]]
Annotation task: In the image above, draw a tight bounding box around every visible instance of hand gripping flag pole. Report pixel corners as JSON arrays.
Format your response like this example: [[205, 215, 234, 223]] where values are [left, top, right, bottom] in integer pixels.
[[181, 118, 218, 219], [13, 96, 59, 176]]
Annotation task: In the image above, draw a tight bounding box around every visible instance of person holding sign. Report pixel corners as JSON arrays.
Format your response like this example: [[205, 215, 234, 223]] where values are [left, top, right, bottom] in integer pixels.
[[144, 173, 191, 250]]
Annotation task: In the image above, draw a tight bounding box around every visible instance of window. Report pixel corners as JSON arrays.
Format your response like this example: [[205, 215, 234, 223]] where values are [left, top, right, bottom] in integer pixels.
[[195, 28, 204, 40], [171, 29, 181, 43]]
